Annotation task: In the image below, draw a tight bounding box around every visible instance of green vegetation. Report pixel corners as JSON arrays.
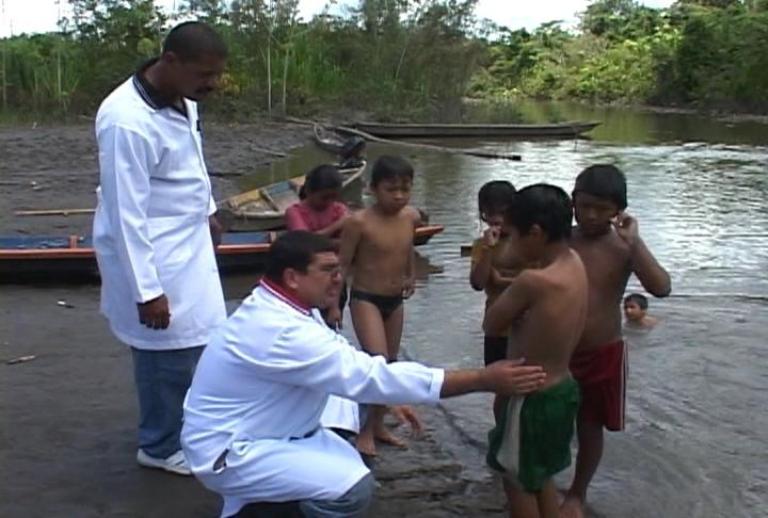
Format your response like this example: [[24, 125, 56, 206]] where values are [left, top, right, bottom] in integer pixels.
[[1, 0, 768, 121], [474, 0, 768, 112]]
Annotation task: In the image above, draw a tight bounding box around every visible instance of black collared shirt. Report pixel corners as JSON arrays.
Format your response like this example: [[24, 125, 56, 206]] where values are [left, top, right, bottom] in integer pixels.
[[132, 58, 188, 118]]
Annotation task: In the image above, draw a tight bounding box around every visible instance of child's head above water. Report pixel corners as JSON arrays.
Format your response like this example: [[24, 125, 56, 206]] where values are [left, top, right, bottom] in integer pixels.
[[478, 180, 516, 228], [504, 183, 572, 261], [302, 164, 343, 211], [623, 293, 649, 323], [370, 155, 414, 212], [573, 164, 627, 237]]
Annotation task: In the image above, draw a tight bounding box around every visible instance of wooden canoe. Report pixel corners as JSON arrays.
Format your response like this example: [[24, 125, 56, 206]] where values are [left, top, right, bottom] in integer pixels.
[[353, 121, 601, 138], [313, 124, 367, 158], [217, 161, 367, 232], [0, 225, 444, 280]]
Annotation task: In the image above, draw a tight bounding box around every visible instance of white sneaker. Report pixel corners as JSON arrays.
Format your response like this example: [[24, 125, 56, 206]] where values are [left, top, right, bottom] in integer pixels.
[[136, 449, 192, 476]]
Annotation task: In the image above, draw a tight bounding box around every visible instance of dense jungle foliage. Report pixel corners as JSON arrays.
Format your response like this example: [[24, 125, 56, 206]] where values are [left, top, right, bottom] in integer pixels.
[[1, 0, 767, 120]]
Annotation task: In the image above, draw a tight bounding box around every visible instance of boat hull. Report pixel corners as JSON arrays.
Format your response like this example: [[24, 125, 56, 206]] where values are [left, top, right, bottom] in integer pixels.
[[0, 226, 443, 281], [354, 121, 601, 138]]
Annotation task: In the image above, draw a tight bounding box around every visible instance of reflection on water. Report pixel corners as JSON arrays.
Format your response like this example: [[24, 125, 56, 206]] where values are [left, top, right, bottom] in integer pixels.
[[227, 104, 768, 518]]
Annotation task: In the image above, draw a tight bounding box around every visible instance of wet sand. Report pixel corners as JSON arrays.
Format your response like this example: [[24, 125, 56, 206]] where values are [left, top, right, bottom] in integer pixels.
[[0, 285, 507, 517], [0, 122, 313, 236], [0, 122, 509, 517]]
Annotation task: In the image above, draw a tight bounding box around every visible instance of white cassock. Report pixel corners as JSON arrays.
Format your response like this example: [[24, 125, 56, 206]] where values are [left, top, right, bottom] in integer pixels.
[[92, 77, 226, 349], [181, 280, 444, 517]]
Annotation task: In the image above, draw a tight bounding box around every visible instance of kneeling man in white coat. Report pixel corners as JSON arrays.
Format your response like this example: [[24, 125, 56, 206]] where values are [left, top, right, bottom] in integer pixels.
[[182, 231, 547, 517]]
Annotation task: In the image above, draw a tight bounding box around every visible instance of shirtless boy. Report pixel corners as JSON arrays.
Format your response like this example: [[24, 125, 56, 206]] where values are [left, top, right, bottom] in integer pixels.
[[562, 164, 671, 518], [469, 180, 520, 421], [470, 180, 519, 365], [484, 184, 587, 518], [339, 155, 422, 456]]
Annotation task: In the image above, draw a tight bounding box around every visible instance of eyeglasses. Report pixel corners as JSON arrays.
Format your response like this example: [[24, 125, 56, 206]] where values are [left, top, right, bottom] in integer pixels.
[[310, 264, 342, 277]]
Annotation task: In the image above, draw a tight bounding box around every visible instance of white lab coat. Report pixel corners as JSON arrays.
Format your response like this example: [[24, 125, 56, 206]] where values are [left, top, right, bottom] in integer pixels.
[[320, 394, 360, 434], [181, 281, 444, 517], [93, 77, 225, 350]]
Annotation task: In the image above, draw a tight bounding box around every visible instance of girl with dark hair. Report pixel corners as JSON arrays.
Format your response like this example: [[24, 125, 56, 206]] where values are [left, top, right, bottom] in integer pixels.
[[285, 164, 351, 326], [285, 165, 349, 247]]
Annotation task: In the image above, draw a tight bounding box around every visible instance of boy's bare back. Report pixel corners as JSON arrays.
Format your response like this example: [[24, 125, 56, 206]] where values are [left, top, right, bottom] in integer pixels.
[[496, 249, 588, 388], [341, 205, 420, 296]]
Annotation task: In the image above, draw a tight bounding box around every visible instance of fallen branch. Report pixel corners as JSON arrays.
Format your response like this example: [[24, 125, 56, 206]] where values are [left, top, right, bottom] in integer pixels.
[[15, 208, 95, 217], [250, 144, 288, 158], [209, 171, 245, 177]]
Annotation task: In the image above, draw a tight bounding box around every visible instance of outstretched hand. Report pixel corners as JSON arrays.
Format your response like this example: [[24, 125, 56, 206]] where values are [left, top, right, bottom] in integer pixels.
[[484, 358, 546, 396], [613, 211, 639, 247], [389, 405, 424, 437]]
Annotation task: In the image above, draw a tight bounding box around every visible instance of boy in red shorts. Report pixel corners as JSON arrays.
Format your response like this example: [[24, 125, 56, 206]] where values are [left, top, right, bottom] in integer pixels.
[[561, 165, 671, 518]]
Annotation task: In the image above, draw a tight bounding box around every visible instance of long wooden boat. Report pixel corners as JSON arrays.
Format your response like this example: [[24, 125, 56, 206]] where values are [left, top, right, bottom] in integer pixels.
[[217, 161, 367, 232], [0, 225, 444, 280], [354, 121, 601, 138]]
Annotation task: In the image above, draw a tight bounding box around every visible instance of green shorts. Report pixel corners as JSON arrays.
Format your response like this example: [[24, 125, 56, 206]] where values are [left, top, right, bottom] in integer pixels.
[[486, 377, 580, 492]]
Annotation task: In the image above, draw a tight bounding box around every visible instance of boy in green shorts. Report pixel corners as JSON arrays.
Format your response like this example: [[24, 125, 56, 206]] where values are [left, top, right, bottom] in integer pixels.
[[484, 184, 588, 518]]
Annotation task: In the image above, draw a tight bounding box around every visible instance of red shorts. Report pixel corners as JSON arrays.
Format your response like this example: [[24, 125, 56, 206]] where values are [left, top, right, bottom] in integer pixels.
[[569, 340, 627, 431]]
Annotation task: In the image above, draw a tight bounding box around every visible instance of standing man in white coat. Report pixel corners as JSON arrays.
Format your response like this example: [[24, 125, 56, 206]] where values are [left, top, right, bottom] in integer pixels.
[[182, 231, 548, 517], [93, 22, 228, 476]]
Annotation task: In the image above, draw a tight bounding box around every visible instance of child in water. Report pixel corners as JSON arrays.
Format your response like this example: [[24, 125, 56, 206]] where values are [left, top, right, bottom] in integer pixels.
[[469, 180, 519, 422], [339, 155, 422, 457], [623, 293, 658, 329]]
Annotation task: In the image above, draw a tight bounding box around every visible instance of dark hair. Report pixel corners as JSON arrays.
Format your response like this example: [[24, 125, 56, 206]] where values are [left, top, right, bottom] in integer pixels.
[[370, 155, 414, 187], [303, 165, 343, 199], [478, 180, 516, 216], [264, 231, 336, 282], [163, 21, 228, 62], [624, 293, 649, 310], [505, 184, 573, 242], [573, 164, 627, 210]]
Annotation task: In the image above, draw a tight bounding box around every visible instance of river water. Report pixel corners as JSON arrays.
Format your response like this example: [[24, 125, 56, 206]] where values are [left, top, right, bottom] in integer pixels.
[[233, 102, 768, 518]]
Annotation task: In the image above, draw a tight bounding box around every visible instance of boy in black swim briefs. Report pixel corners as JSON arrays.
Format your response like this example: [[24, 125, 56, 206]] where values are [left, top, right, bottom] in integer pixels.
[[338, 155, 423, 458]]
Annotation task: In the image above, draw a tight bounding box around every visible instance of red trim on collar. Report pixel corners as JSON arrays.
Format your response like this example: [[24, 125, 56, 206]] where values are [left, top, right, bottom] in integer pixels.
[[260, 278, 312, 315]]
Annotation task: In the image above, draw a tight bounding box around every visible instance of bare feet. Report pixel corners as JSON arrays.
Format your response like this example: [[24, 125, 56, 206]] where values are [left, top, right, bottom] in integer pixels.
[[356, 425, 407, 457], [374, 427, 407, 448], [356, 431, 378, 457], [560, 495, 584, 518]]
